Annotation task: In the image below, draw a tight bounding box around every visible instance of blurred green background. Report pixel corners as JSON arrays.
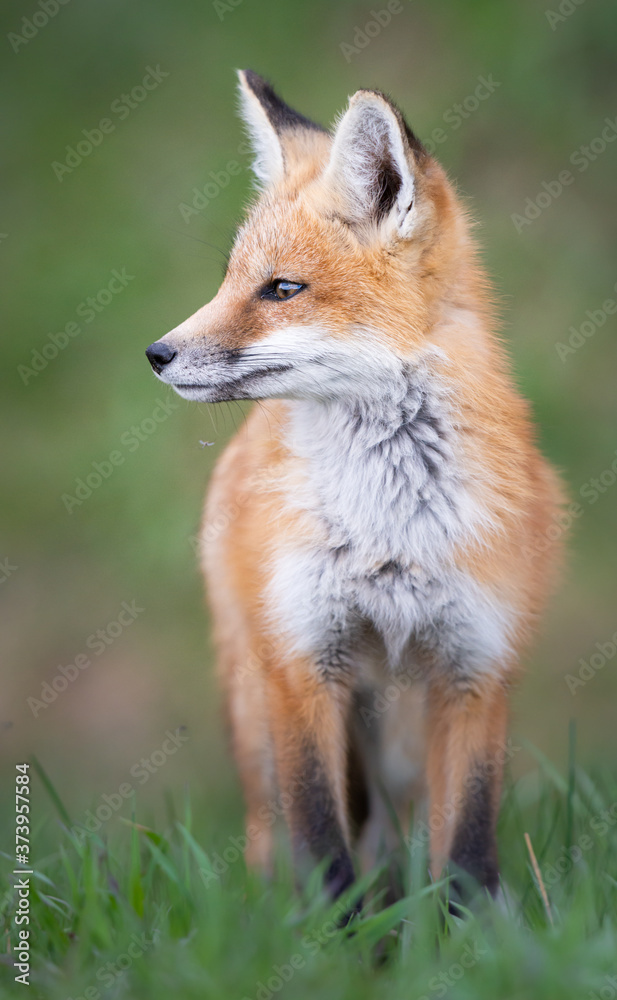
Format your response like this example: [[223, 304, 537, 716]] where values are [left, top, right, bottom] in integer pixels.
[[1, 0, 616, 835]]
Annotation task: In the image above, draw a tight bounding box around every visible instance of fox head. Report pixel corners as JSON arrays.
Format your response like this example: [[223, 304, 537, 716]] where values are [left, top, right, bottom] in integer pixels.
[[146, 70, 480, 403]]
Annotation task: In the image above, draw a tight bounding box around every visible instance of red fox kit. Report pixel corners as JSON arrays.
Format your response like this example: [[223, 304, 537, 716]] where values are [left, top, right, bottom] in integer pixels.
[[146, 71, 563, 901]]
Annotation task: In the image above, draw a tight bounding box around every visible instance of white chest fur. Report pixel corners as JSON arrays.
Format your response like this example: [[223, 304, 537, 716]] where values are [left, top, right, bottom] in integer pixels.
[[266, 361, 514, 681]]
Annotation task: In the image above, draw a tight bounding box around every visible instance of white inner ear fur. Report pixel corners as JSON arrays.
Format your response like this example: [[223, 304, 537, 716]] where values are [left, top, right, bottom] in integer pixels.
[[324, 94, 416, 238], [237, 72, 284, 188]]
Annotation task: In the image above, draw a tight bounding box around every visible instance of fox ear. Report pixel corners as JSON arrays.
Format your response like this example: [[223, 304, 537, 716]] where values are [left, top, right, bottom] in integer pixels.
[[237, 69, 325, 188], [324, 90, 425, 238]]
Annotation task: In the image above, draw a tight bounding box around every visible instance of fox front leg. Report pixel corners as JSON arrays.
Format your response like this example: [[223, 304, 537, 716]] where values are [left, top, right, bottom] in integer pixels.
[[264, 660, 356, 899]]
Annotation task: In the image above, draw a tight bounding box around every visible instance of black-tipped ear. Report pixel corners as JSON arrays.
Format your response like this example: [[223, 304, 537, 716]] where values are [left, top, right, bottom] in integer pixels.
[[241, 70, 325, 135], [237, 69, 325, 187], [323, 90, 426, 238]]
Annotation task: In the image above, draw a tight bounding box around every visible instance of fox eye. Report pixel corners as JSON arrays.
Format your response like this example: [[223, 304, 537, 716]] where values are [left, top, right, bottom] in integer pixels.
[[262, 279, 305, 301]]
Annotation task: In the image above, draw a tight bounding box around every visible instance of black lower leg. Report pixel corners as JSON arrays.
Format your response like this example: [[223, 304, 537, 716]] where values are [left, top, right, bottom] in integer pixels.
[[448, 766, 499, 902], [291, 741, 356, 900]]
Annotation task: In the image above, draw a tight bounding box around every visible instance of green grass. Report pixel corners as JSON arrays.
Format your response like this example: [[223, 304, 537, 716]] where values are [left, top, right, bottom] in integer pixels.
[[2, 749, 617, 999]]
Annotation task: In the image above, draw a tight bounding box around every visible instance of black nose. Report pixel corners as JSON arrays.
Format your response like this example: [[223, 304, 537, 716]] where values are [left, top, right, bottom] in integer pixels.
[[145, 341, 177, 374]]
